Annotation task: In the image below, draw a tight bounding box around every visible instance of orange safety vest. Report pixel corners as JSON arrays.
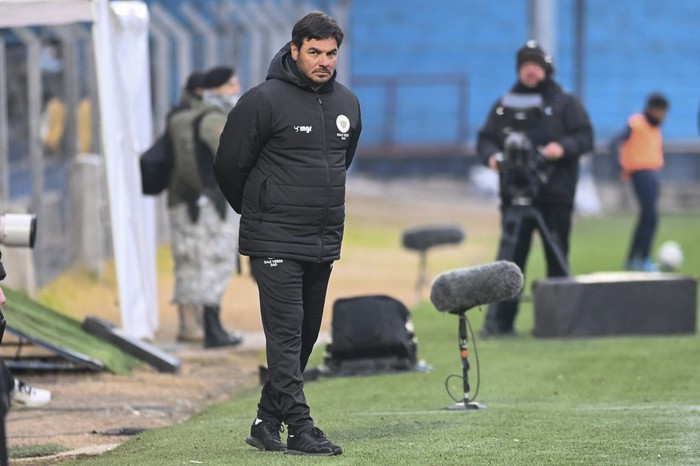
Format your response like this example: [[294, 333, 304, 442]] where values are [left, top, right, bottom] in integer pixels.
[[619, 113, 664, 173]]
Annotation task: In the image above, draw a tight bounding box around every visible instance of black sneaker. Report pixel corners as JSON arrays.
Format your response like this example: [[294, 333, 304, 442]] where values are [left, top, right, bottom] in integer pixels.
[[245, 418, 286, 452], [286, 427, 342, 456]]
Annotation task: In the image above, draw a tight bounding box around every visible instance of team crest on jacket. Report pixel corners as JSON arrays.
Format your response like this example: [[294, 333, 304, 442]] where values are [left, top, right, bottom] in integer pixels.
[[336, 114, 350, 140]]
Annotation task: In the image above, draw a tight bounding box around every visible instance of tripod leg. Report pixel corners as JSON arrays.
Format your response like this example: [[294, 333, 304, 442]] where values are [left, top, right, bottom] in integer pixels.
[[531, 210, 570, 276], [484, 208, 523, 331], [497, 208, 523, 262]]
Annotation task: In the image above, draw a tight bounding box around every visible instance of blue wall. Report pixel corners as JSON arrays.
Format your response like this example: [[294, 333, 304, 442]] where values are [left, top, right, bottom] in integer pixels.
[[350, 0, 700, 145]]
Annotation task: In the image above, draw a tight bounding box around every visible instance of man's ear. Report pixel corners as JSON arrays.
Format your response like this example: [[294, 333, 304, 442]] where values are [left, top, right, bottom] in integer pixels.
[[290, 43, 299, 61]]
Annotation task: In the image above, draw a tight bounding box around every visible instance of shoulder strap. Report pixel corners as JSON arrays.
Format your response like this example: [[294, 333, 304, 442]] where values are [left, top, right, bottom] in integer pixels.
[[192, 108, 228, 219]]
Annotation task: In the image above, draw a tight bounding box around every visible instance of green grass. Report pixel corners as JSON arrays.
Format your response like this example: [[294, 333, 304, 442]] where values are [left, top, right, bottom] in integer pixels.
[[9, 443, 70, 459], [2, 287, 142, 374], [71, 213, 700, 465]]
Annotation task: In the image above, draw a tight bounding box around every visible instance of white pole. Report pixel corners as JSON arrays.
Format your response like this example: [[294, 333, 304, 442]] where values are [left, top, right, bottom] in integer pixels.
[[530, 0, 557, 59]]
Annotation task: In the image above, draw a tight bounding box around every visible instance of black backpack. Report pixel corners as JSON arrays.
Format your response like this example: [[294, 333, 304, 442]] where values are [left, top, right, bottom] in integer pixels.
[[139, 131, 173, 195], [325, 295, 418, 375]]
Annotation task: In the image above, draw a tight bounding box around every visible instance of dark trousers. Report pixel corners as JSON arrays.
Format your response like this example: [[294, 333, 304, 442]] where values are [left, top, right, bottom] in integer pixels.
[[628, 170, 660, 262], [0, 360, 12, 466], [250, 257, 333, 432], [485, 203, 573, 332]]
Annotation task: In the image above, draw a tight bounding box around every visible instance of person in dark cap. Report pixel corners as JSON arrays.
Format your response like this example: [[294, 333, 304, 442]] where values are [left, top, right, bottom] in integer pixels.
[[165, 66, 244, 348], [201, 66, 241, 108], [477, 41, 593, 337]]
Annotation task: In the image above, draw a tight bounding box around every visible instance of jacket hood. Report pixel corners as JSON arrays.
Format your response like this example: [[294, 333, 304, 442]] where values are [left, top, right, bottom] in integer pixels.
[[266, 42, 336, 93]]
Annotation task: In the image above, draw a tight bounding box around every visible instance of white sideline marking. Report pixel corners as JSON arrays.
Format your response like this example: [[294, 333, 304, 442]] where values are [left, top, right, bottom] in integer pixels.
[[575, 404, 700, 412], [348, 405, 700, 417]]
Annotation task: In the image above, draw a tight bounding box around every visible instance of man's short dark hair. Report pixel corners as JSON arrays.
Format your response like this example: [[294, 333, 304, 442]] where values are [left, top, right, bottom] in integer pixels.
[[291, 11, 344, 50], [647, 93, 669, 110]]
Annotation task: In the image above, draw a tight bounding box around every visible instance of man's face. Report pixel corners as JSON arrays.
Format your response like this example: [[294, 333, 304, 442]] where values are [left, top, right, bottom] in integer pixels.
[[647, 106, 668, 125], [291, 37, 338, 88], [215, 76, 241, 96], [518, 62, 546, 88]]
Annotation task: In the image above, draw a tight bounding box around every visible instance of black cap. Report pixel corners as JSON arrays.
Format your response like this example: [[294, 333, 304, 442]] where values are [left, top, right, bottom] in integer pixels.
[[646, 93, 669, 110], [185, 71, 205, 92], [203, 66, 235, 89], [516, 41, 553, 75]]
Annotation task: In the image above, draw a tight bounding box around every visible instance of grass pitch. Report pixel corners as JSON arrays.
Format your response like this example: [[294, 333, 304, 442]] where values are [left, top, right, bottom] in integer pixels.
[[70, 212, 700, 465]]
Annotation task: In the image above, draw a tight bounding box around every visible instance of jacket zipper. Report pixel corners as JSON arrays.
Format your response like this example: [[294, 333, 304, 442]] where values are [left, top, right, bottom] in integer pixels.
[[317, 92, 330, 262]]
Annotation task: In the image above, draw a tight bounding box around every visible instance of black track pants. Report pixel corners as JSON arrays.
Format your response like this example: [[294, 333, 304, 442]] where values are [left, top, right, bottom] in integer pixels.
[[250, 257, 333, 432]]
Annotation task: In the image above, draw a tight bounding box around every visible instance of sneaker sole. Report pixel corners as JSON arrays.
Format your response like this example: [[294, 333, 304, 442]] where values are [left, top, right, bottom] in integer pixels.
[[285, 449, 342, 456], [245, 436, 286, 452], [12, 396, 52, 408]]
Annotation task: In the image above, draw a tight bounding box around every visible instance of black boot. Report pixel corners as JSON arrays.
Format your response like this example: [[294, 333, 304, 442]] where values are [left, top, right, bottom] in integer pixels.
[[203, 305, 243, 348]]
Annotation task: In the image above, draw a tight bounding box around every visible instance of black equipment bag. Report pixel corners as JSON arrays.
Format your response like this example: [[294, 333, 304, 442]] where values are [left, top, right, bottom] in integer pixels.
[[139, 132, 173, 195], [326, 295, 417, 366]]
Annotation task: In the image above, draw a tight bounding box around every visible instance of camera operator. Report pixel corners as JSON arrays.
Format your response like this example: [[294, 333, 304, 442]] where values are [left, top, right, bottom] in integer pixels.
[[477, 41, 594, 337]]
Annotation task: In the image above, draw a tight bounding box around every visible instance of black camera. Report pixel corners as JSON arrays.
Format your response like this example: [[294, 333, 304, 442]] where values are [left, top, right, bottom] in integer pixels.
[[495, 93, 552, 204]]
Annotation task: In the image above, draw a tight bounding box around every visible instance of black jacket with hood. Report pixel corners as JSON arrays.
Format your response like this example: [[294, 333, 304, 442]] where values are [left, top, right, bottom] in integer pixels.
[[214, 43, 362, 262], [477, 78, 593, 207]]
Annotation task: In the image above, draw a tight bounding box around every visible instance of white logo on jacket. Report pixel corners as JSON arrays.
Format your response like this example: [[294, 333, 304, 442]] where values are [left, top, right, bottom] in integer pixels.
[[336, 115, 350, 133], [336, 114, 350, 141], [294, 125, 312, 133]]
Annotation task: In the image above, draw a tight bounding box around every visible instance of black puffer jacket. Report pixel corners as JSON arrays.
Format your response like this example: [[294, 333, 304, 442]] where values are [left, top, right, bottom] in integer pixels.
[[477, 78, 593, 206], [215, 43, 362, 262]]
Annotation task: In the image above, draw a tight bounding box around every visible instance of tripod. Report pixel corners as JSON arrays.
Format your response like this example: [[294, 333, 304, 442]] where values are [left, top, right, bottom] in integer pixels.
[[498, 197, 570, 277]]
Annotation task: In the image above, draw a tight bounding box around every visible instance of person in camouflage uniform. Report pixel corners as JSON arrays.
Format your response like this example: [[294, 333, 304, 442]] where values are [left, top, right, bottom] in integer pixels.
[[167, 67, 243, 348]]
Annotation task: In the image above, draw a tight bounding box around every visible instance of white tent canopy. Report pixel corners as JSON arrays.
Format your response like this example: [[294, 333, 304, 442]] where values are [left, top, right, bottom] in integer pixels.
[[0, 0, 93, 28], [1, 0, 159, 339]]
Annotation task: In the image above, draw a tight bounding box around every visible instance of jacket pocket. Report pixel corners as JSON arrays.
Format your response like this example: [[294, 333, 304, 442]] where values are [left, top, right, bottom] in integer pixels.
[[258, 177, 269, 219]]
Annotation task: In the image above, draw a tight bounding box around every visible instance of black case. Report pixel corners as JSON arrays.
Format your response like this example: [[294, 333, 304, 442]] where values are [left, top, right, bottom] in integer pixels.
[[326, 295, 417, 365]]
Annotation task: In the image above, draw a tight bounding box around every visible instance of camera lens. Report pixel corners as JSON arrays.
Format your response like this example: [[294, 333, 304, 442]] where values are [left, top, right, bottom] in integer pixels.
[[0, 213, 37, 248]]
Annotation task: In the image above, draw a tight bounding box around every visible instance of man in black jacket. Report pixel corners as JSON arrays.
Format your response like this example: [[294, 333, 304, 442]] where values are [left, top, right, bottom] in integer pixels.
[[478, 41, 593, 337], [215, 11, 361, 456]]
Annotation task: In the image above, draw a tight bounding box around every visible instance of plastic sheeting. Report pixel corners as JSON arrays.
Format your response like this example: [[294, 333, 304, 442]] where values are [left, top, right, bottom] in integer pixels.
[[92, 1, 158, 339]]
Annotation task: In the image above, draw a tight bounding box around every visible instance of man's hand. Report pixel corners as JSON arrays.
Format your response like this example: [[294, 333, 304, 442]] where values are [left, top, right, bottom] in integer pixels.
[[540, 142, 565, 160], [0, 285, 5, 306]]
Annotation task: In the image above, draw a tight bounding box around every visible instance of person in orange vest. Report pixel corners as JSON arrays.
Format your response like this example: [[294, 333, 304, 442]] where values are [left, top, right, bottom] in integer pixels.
[[609, 93, 670, 271]]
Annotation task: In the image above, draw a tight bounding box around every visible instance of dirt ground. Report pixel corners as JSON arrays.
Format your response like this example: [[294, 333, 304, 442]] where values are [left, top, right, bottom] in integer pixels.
[[4, 177, 498, 464]]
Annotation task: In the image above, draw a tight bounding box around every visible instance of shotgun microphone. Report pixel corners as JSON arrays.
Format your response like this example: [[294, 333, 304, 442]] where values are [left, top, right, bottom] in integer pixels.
[[430, 261, 524, 314]]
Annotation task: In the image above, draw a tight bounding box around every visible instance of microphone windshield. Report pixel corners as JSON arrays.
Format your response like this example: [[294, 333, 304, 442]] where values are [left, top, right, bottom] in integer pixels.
[[430, 261, 524, 313]]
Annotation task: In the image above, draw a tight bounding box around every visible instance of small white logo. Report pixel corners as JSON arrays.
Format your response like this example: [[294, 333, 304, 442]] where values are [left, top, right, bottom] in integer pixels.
[[263, 258, 284, 267], [294, 125, 312, 133], [336, 115, 350, 133]]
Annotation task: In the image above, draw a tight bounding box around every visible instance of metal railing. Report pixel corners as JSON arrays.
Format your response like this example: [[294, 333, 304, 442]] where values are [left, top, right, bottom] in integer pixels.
[[351, 73, 470, 158]]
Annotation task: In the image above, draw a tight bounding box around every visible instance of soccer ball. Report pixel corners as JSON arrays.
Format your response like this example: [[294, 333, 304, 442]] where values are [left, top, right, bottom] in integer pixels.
[[657, 241, 684, 272]]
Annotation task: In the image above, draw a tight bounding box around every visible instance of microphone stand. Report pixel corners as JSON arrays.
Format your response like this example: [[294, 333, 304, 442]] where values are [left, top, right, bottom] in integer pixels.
[[447, 310, 486, 411]]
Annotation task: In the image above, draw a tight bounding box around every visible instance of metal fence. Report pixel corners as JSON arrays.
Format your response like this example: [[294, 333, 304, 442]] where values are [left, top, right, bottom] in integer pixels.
[[0, 0, 347, 291]]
